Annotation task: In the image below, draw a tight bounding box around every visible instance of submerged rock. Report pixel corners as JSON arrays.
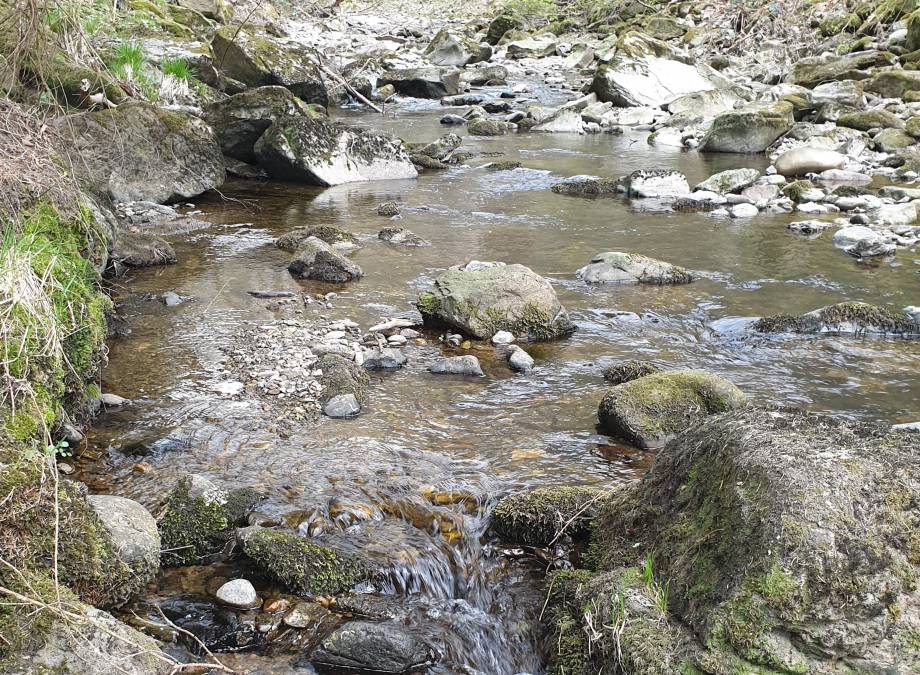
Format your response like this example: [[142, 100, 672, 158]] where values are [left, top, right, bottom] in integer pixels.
[[111, 231, 177, 268], [753, 302, 920, 336], [491, 486, 607, 547], [378, 67, 460, 98], [323, 393, 361, 418], [598, 370, 747, 448], [240, 527, 366, 595], [550, 178, 619, 195], [576, 252, 692, 285], [602, 360, 661, 385], [60, 102, 225, 204], [277, 225, 360, 252], [547, 408, 920, 673], [378, 227, 430, 246], [309, 621, 435, 674], [287, 236, 363, 283], [255, 116, 417, 186], [417, 261, 575, 341]]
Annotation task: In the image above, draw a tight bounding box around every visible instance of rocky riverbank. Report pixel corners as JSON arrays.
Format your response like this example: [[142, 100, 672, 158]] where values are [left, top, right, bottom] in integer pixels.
[[1, 0, 919, 673]]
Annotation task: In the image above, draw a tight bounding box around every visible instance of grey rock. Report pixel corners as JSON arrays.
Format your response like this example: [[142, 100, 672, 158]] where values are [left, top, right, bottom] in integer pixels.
[[429, 355, 484, 376], [576, 252, 692, 285], [324, 393, 361, 418], [288, 236, 363, 283], [378, 67, 460, 99], [309, 621, 434, 674], [215, 579, 259, 609], [378, 227, 430, 246], [363, 348, 408, 370], [507, 346, 535, 373]]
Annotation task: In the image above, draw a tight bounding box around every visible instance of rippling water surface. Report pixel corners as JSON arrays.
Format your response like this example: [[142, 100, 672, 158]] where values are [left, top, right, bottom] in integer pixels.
[[79, 98, 920, 673]]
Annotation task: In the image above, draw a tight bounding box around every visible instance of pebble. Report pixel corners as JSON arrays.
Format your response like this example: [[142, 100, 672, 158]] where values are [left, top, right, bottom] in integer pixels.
[[215, 579, 259, 609], [387, 335, 408, 346], [491, 330, 515, 345], [324, 393, 361, 418], [100, 393, 129, 406], [162, 291, 183, 306]]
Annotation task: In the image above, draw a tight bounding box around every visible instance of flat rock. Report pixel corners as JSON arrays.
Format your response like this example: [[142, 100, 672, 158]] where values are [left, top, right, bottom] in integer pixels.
[[576, 252, 692, 285], [429, 355, 484, 376]]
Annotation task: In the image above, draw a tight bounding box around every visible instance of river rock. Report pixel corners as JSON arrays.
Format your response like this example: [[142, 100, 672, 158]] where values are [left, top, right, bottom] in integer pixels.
[[754, 302, 920, 336], [425, 28, 488, 66], [833, 225, 884, 248], [590, 51, 720, 108], [277, 225, 360, 252], [177, 0, 230, 22], [700, 101, 794, 153], [810, 80, 865, 108], [774, 147, 846, 177], [111, 231, 177, 267], [865, 68, 920, 99], [729, 202, 759, 218], [363, 347, 407, 370], [837, 109, 905, 131], [623, 169, 689, 198], [378, 67, 460, 98], [791, 51, 897, 88], [491, 486, 607, 547], [288, 236, 362, 283], [429, 355, 485, 376], [60, 102, 225, 204], [576, 252, 692, 285], [507, 345, 535, 374], [507, 34, 558, 59], [461, 64, 509, 86], [491, 330, 515, 345], [603, 360, 661, 385], [874, 128, 915, 153], [467, 118, 515, 136], [695, 168, 760, 194], [418, 261, 575, 341], [86, 495, 160, 607], [205, 86, 314, 163], [377, 201, 400, 216], [318, 353, 369, 405], [211, 26, 328, 105], [416, 133, 462, 160], [598, 370, 747, 448], [486, 12, 522, 45], [324, 393, 361, 418], [532, 107, 584, 133], [548, 408, 920, 673], [845, 236, 897, 258], [378, 227, 430, 246], [255, 116, 417, 186], [309, 621, 435, 674], [876, 202, 917, 226], [215, 579, 259, 609]]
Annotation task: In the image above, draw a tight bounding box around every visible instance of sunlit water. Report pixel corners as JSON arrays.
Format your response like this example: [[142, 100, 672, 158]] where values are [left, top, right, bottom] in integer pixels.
[[79, 95, 920, 673]]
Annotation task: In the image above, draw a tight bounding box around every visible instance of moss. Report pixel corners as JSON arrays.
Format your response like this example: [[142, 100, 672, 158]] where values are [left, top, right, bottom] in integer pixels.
[[603, 360, 661, 385], [550, 178, 620, 196], [317, 354, 369, 405], [753, 302, 917, 335], [241, 528, 366, 595], [416, 291, 442, 317], [780, 180, 814, 203], [158, 476, 231, 566], [491, 486, 608, 547], [276, 225, 359, 252]]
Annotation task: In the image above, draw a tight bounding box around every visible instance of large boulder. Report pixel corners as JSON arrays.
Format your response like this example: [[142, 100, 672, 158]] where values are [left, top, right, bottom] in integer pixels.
[[774, 147, 846, 176], [548, 408, 920, 674], [864, 68, 920, 99], [287, 236, 363, 283], [486, 12, 522, 45], [753, 302, 920, 336], [576, 252, 692, 285], [254, 116, 417, 186], [205, 86, 314, 163], [211, 26, 328, 105], [425, 28, 489, 66], [60, 102, 225, 204], [86, 495, 159, 607], [377, 67, 460, 98], [700, 101, 794, 153], [597, 370, 746, 448], [417, 261, 575, 341], [837, 109, 905, 131], [791, 51, 897, 88], [507, 34, 558, 59], [309, 621, 435, 674]]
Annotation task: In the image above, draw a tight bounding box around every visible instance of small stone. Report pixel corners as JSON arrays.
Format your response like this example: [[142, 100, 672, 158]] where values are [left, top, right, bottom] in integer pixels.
[[377, 201, 400, 217], [387, 335, 408, 346], [491, 330, 515, 345], [324, 393, 361, 418], [216, 579, 260, 609], [162, 291, 184, 306], [508, 346, 534, 373], [729, 203, 759, 218], [429, 355, 484, 376], [100, 393, 129, 407], [284, 601, 331, 628], [214, 380, 245, 396], [363, 348, 408, 370]]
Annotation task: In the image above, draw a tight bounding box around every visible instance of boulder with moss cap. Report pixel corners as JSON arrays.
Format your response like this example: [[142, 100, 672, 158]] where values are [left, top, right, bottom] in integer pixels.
[[543, 408, 920, 673], [598, 370, 747, 448], [491, 486, 608, 547], [753, 302, 920, 336], [576, 252, 692, 285], [417, 261, 575, 341], [700, 101, 794, 153]]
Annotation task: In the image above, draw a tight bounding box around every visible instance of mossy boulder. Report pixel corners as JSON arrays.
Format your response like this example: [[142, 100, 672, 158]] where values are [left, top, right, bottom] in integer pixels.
[[240, 527, 367, 596], [753, 302, 920, 336], [837, 108, 906, 131], [700, 102, 794, 153], [254, 116, 417, 186], [466, 118, 515, 136], [276, 225, 359, 252], [875, 127, 916, 152], [906, 115, 920, 137], [211, 26, 328, 105], [158, 474, 261, 566], [318, 354, 370, 405], [417, 261, 575, 341], [205, 86, 314, 163], [781, 179, 816, 202], [603, 360, 661, 385], [491, 486, 608, 547], [486, 13, 523, 45], [59, 102, 225, 205], [425, 28, 489, 67], [287, 236, 363, 283], [865, 68, 920, 99], [597, 371, 747, 449], [791, 51, 897, 88], [565, 408, 920, 674], [576, 252, 692, 285]]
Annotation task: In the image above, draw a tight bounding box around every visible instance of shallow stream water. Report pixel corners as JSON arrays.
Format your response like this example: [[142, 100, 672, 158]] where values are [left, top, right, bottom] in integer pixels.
[[77, 95, 920, 673]]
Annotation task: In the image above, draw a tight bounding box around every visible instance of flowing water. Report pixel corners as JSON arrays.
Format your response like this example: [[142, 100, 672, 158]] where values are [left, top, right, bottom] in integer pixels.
[[76, 95, 920, 673]]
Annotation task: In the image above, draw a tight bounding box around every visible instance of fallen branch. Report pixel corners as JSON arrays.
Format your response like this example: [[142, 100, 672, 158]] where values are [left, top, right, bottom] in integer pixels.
[[316, 62, 383, 114]]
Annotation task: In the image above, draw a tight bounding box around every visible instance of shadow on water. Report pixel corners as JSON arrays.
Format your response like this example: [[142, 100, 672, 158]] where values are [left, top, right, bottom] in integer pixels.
[[80, 102, 920, 673]]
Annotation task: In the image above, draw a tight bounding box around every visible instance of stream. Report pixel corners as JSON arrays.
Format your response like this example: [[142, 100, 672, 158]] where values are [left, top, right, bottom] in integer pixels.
[[75, 94, 920, 673]]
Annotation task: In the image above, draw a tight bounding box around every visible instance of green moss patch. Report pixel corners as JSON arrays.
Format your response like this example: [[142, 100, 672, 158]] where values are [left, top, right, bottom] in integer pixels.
[[491, 486, 608, 547]]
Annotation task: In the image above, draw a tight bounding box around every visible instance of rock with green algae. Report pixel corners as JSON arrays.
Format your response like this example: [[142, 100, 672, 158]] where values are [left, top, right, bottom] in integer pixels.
[[239, 527, 367, 596], [597, 370, 746, 449], [491, 486, 608, 547], [753, 302, 920, 336], [700, 101, 794, 153], [58, 102, 225, 205], [417, 261, 575, 341], [865, 68, 920, 99], [276, 225, 360, 252], [550, 178, 620, 195], [781, 179, 817, 202], [875, 127, 916, 153], [158, 474, 261, 566], [318, 354, 370, 405], [211, 26, 328, 105], [791, 51, 896, 88], [467, 118, 515, 136], [486, 12, 523, 45], [562, 408, 920, 674], [603, 360, 661, 385], [837, 109, 906, 131]]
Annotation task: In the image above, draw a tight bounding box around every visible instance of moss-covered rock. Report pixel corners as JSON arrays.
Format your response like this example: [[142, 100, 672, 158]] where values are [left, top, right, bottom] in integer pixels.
[[318, 354, 370, 405], [550, 178, 620, 195], [417, 261, 575, 341], [603, 360, 661, 385], [491, 486, 608, 547], [486, 12, 523, 45], [211, 26, 328, 105], [597, 371, 747, 448], [837, 109, 906, 131], [753, 301, 919, 336], [240, 527, 367, 595], [467, 118, 515, 136], [579, 408, 920, 673], [875, 127, 916, 152], [700, 102, 794, 154], [276, 225, 359, 252], [781, 179, 816, 202], [866, 68, 920, 99], [791, 51, 897, 88], [158, 474, 261, 566], [576, 252, 692, 285]]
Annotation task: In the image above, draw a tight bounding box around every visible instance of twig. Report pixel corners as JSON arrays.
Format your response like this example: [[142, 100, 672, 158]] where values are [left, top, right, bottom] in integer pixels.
[[316, 62, 383, 113], [153, 605, 234, 673]]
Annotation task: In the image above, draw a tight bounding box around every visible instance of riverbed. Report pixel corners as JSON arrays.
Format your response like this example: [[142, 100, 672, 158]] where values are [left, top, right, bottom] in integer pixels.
[[76, 96, 920, 673]]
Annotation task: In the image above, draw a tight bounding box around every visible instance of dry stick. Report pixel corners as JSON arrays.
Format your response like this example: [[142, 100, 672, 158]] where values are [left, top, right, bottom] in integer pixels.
[[542, 491, 609, 572], [317, 62, 384, 113]]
